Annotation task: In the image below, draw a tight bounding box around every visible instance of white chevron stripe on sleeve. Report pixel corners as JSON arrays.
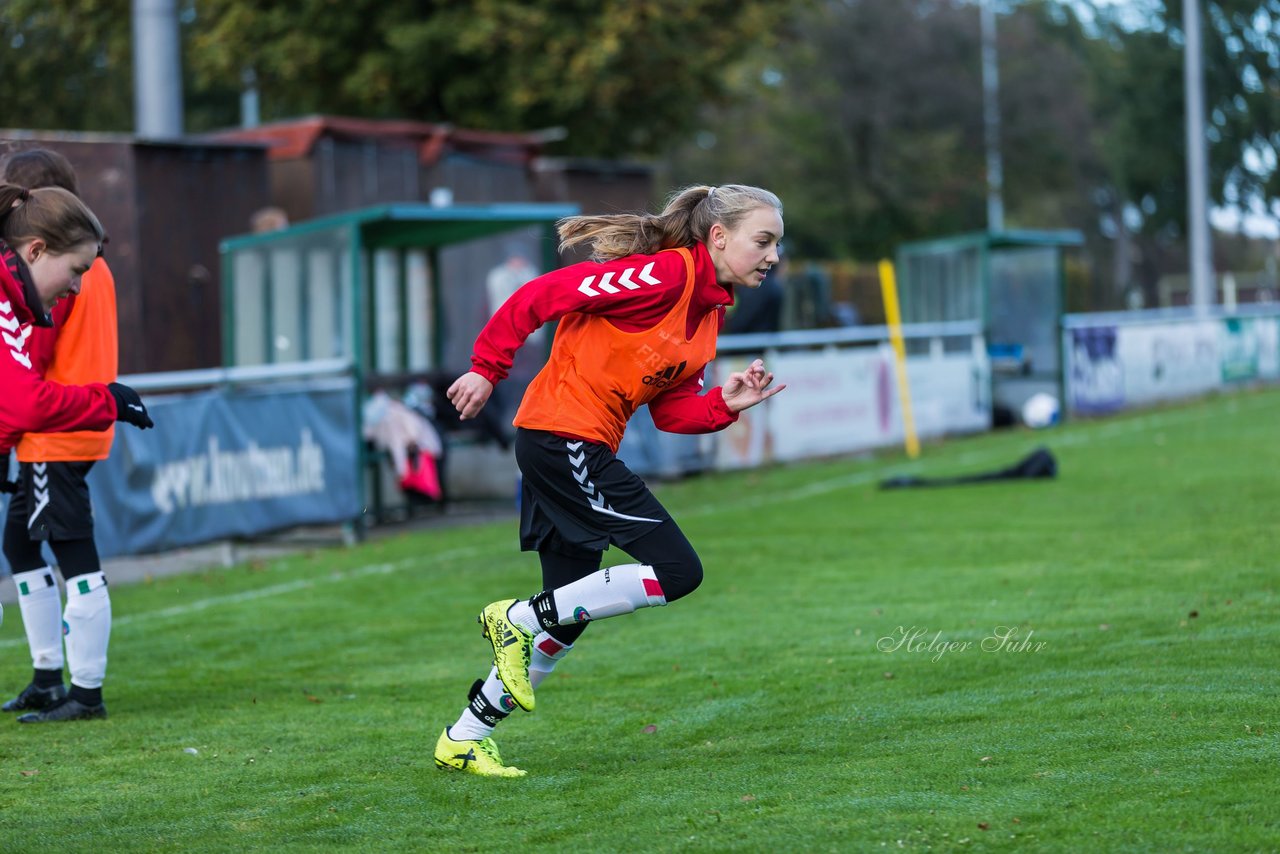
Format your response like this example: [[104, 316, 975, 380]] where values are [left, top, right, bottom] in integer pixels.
[[596, 271, 619, 294]]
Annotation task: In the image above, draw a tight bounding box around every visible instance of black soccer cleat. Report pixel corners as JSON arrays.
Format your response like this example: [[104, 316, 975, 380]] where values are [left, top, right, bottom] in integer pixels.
[[17, 697, 107, 723], [2, 682, 68, 712]]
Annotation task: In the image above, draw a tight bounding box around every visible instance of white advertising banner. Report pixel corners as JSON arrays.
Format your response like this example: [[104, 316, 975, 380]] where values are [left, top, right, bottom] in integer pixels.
[[713, 344, 990, 468], [713, 355, 773, 470], [899, 345, 992, 439], [766, 348, 888, 461], [1258, 317, 1280, 380], [1115, 320, 1221, 405]]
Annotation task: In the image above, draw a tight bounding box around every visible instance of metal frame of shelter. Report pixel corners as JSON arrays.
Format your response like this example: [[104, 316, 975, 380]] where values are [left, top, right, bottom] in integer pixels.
[[895, 229, 1083, 419], [219, 202, 579, 524]]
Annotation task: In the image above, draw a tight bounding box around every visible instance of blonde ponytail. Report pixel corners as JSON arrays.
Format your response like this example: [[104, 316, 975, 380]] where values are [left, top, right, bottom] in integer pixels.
[[557, 184, 782, 261]]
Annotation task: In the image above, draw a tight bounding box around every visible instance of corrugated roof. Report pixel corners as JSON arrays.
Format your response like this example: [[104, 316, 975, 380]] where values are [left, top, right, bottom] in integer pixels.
[[207, 115, 554, 166]]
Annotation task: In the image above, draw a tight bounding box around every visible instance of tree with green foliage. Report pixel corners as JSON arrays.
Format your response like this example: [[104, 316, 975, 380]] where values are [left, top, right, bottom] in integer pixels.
[[4, 0, 787, 156], [190, 0, 789, 155], [1, 0, 135, 133], [667, 0, 1279, 306]]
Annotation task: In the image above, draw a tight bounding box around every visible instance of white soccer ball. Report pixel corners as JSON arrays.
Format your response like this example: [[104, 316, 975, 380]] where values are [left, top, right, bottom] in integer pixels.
[[1021, 393, 1061, 429]]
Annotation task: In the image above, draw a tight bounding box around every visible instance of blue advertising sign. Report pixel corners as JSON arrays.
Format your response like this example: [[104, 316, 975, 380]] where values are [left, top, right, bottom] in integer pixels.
[[1069, 326, 1125, 414], [84, 379, 360, 558]]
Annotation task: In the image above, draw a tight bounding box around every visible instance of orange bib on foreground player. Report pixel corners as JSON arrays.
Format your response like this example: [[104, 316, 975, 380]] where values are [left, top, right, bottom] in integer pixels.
[[514, 248, 718, 452]]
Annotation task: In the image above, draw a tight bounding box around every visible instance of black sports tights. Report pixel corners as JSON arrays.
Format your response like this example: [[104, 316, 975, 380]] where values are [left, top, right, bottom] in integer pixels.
[[3, 518, 101, 580], [536, 519, 704, 646]]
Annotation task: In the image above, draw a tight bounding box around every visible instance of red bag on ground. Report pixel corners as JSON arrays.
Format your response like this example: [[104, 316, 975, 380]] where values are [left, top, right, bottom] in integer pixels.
[[399, 450, 442, 500]]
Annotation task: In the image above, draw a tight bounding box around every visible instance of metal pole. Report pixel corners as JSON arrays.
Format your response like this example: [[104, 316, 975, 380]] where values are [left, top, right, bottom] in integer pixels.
[[981, 0, 1005, 232], [1183, 0, 1214, 311], [132, 0, 184, 139], [241, 68, 261, 129]]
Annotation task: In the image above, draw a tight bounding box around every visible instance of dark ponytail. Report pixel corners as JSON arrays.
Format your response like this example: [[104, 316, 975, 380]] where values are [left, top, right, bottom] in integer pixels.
[[0, 183, 105, 255]]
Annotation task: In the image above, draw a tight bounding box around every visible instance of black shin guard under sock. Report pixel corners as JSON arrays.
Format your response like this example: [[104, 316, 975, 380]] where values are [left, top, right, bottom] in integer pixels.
[[466, 679, 510, 728], [529, 591, 559, 631]]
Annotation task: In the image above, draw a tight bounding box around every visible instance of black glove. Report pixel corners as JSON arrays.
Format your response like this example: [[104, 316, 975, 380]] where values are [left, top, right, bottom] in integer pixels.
[[107, 382, 155, 429], [0, 451, 17, 494]]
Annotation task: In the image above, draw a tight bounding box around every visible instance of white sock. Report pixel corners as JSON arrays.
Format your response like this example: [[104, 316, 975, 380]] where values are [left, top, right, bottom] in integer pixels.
[[508, 564, 666, 632], [63, 572, 111, 690], [449, 666, 514, 742], [13, 568, 64, 671], [530, 633, 574, 690]]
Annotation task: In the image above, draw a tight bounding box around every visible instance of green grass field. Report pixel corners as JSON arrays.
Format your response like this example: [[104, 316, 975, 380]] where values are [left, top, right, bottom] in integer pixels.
[[2, 388, 1277, 852]]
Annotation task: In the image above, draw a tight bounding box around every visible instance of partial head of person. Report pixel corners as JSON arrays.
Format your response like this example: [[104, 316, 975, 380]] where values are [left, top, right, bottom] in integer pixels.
[[0, 148, 80, 196], [0, 184, 105, 311], [557, 184, 784, 288]]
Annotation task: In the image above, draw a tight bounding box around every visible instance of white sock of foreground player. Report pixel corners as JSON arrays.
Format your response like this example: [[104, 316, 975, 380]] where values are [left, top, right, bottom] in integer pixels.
[[13, 567, 65, 673], [63, 571, 111, 693], [449, 634, 575, 742], [506, 564, 666, 636]]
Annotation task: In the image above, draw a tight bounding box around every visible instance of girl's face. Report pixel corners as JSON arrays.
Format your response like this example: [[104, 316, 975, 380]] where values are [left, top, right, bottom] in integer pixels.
[[708, 205, 784, 288], [22, 239, 97, 310]]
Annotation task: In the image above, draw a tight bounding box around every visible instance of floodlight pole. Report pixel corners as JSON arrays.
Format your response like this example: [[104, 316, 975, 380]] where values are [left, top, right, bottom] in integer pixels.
[[132, 0, 184, 139], [1183, 0, 1214, 312], [981, 0, 1005, 233]]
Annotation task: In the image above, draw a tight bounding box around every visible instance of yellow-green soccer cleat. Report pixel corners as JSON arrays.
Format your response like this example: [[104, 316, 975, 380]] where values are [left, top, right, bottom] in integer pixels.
[[479, 598, 535, 712], [433, 729, 526, 778]]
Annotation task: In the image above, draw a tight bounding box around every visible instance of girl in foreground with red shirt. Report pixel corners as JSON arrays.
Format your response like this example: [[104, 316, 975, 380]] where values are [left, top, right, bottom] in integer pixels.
[[435, 184, 785, 777], [0, 182, 153, 640]]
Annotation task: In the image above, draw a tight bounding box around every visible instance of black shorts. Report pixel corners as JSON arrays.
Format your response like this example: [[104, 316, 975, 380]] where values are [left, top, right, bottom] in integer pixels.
[[4, 461, 96, 542], [516, 428, 670, 554]]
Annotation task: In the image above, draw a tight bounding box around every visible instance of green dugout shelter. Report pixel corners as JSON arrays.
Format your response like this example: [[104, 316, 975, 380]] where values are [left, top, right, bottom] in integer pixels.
[[219, 202, 579, 521], [895, 229, 1083, 421], [219, 202, 578, 375]]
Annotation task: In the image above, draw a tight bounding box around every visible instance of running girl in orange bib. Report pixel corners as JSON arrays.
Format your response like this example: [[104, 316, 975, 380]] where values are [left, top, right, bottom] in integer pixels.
[[435, 184, 785, 777]]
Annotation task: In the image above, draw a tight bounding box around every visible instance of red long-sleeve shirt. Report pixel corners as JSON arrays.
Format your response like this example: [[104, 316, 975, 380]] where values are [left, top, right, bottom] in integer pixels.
[[471, 242, 740, 435], [0, 241, 116, 453]]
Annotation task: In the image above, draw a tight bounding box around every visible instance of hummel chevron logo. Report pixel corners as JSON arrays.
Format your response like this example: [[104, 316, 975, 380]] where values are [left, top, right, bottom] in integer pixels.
[[2, 301, 31, 368], [578, 262, 661, 297], [564, 440, 617, 513]]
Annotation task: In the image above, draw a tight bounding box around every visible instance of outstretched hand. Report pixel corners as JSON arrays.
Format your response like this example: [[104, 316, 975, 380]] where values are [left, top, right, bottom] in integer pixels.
[[447, 371, 494, 420], [721, 358, 785, 413]]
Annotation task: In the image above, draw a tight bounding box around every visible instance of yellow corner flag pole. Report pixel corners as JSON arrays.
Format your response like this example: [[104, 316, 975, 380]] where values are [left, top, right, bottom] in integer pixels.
[[879, 259, 920, 459]]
